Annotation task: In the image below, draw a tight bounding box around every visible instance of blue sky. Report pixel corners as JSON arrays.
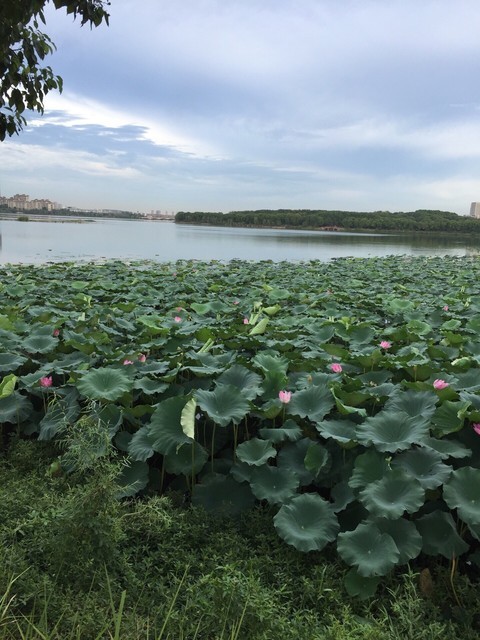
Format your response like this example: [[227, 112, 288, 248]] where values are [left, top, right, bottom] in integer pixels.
[[2, 0, 480, 214]]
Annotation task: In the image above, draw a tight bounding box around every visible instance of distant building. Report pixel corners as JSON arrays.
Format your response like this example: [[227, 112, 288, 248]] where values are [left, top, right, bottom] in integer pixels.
[[0, 193, 57, 211], [470, 202, 480, 218]]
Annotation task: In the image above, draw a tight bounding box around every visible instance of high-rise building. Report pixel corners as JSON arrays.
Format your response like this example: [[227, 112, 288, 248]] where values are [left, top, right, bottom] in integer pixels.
[[470, 202, 480, 218]]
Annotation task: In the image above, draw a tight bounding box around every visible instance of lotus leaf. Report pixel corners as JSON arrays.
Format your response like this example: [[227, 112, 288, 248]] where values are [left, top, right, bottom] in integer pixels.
[[77, 367, 132, 402], [0, 392, 32, 424], [356, 410, 429, 452], [289, 385, 335, 422], [164, 441, 208, 476], [392, 447, 452, 490], [277, 439, 314, 485], [359, 469, 424, 519], [416, 510, 469, 559], [315, 418, 357, 445], [236, 438, 277, 466], [337, 522, 400, 576], [250, 465, 299, 504], [116, 460, 149, 498], [192, 473, 255, 516], [148, 396, 192, 455], [216, 364, 262, 400], [443, 467, 480, 526], [273, 494, 339, 552], [259, 418, 302, 443], [0, 353, 27, 373], [348, 450, 390, 490], [195, 384, 250, 427], [344, 569, 380, 599]]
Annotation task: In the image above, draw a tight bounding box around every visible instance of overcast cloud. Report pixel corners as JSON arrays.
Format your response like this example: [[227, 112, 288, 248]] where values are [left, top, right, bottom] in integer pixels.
[[2, 0, 480, 214]]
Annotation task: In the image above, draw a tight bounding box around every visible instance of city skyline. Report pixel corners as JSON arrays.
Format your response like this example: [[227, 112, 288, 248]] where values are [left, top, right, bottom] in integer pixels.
[[2, 1, 480, 214]]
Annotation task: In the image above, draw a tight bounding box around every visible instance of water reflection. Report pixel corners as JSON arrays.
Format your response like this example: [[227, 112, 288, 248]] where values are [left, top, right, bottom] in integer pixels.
[[0, 219, 479, 264]]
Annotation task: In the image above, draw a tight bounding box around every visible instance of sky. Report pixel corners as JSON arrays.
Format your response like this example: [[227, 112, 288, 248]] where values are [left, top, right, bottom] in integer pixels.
[[2, 0, 480, 214]]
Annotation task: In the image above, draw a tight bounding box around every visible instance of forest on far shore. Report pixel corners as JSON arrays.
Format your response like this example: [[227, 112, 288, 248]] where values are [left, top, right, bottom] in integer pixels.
[[175, 208, 480, 233]]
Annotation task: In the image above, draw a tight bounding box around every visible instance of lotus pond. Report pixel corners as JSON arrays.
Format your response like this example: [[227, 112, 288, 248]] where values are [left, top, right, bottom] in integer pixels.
[[1, 255, 480, 597]]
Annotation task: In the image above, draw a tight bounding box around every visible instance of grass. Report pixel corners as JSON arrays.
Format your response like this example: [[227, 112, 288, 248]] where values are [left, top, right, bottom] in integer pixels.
[[0, 437, 479, 640]]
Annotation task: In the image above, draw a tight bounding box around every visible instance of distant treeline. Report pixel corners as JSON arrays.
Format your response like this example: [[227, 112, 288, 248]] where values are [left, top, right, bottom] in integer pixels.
[[175, 209, 480, 233], [0, 206, 142, 219]]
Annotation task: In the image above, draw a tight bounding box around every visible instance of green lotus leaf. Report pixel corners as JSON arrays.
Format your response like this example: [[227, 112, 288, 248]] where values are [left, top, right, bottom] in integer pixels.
[[443, 467, 480, 526], [416, 510, 469, 559], [359, 469, 424, 519], [23, 334, 58, 354], [77, 367, 132, 402], [315, 418, 357, 445], [148, 396, 192, 455], [431, 400, 470, 436], [133, 377, 169, 395], [385, 390, 437, 420], [468, 522, 480, 541], [39, 397, 81, 441], [0, 391, 32, 424], [304, 442, 331, 477], [249, 317, 269, 335], [422, 436, 471, 459], [250, 465, 299, 504], [406, 319, 432, 336], [0, 373, 17, 398], [331, 388, 367, 418], [375, 518, 422, 565], [356, 410, 429, 452], [289, 385, 335, 422], [392, 447, 452, 490], [337, 521, 400, 577], [236, 438, 277, 466], [230, 461, 254, 483], [181, 397, 196, 439], [277, 439, 314, 486], [347, 324, 375, 345], [217, 364, 262, 400], [0, 353, 27, 373], [128, 426, 155, 462], [140, 362, 170, 375], [253, 352, 289, 375], [273, 494, 339, 552], [259, 418, 303, 443], [192, 473, 255, 516], [348, 450, 389, 490], [386, 298, 415, 314], [164, 441, 208, 476], [116, 460, 149, 498], [195, 384, 250, 427], [260, 370, 288, 400], [344, 569, 380, 599], [331, 480, 355, 513]]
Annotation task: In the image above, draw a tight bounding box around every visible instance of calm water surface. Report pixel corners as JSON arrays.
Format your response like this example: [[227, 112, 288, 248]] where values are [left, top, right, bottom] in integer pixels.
[[1, 218, 479, 264]]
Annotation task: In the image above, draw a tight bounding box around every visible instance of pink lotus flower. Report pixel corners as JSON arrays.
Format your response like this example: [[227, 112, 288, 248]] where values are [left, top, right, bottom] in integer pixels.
[[433, 379, 449, 390], [330, 363, 343, 374], [278, 390, 292, 404], [443, 305, 449, 311], [233, 300, 239, 305], [123, 359, 134, 365], [53, 328, 60, 337], [472, 423, 480, 436], [138, 353, 147, 363], [243, 317, 249, 324], [174, 316, 182, 323], [40, 376, 52, 388], [380, 340, 392, 349]]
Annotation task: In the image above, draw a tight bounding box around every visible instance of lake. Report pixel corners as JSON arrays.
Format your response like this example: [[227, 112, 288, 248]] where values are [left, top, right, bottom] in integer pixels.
[[1, 217, 479, 264]]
